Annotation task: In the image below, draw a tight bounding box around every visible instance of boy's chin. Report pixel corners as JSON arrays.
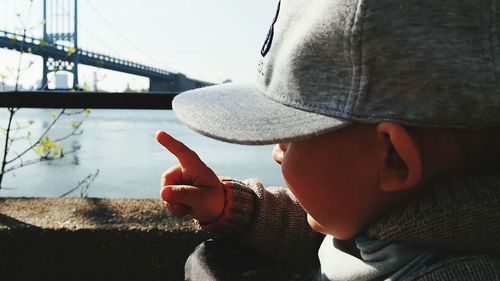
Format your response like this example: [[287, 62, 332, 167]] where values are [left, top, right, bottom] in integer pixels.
[[307, 214, 359, 240], [307, 214, 329, 235]]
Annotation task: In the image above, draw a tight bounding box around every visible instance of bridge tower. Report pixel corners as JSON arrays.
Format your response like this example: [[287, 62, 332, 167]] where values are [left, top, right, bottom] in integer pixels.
[[41, 0, 79, 90]]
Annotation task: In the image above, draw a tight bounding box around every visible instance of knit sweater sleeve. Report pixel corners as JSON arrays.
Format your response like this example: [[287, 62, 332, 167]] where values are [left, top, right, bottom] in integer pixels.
[[197, 178, 324, 264]]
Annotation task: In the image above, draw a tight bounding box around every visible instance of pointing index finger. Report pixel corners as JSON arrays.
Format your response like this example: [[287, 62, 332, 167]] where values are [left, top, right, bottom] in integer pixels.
[[156, 130, 205, 169]]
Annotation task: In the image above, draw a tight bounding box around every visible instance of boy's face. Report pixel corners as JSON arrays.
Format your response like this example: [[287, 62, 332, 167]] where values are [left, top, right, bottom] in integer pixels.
[[274, 124, 397, 240]]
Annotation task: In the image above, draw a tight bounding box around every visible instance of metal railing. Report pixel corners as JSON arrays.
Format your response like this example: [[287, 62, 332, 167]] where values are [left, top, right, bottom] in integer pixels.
[[0, 91, 175, 109]]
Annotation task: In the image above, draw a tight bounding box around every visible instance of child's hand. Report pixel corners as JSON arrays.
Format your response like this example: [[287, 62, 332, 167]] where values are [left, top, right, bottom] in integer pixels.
[[156, 130, 225, 224]]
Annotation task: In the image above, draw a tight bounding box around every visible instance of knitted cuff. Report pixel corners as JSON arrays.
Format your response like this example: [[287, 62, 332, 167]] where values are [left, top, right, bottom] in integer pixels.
[[197, 178, 256, 235]]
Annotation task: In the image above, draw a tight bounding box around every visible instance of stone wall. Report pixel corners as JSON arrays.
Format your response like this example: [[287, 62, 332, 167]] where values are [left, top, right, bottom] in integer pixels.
[[0, 198, 212, 281]]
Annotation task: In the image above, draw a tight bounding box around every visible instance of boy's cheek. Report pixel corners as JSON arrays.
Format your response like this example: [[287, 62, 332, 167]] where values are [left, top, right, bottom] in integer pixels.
[[280, 162, 292, 189], [281, 156, 304, 192]]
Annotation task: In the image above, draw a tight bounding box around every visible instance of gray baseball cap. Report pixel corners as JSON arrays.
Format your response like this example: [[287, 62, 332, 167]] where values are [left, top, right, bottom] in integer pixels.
[[173, 0, 500, 145]]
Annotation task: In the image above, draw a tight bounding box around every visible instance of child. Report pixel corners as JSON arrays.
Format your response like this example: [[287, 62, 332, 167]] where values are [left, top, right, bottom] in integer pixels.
[[157, 0, 500, 280]]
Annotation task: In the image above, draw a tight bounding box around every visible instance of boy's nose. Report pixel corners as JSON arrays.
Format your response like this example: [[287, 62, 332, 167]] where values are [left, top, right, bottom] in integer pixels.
[[272, 143, 288, 165]]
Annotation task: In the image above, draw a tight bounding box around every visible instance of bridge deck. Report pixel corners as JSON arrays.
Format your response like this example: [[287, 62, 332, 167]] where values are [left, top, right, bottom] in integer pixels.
[[0, 30, 211, 89]]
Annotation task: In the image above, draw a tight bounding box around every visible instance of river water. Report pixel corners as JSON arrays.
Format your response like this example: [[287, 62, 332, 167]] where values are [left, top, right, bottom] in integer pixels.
[[0, 108, 285, 198]]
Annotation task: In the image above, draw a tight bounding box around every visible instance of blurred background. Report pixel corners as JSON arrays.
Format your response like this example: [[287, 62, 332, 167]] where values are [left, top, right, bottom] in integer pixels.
[[0, 0, 285, 198]]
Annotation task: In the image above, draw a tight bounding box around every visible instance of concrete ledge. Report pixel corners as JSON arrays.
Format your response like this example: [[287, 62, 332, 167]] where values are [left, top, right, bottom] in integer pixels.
[[0, 198, 212, 281]]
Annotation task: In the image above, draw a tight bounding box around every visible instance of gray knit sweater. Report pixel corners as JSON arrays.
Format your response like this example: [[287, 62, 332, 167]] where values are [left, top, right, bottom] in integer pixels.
[[199, 173, 500, 280]]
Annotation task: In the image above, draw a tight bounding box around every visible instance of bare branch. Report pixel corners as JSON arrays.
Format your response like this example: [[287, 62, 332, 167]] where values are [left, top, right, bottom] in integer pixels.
[[53, 113, 89, 143], [11, 124, 33, 131], [5, 109, 65, 164], [8, 136, 27, 142], [54, 130, 83, 143], [1, 108, 18, 188], [1, 148, 80, 175], [59, 169, 100, 198], [62, 110, 87, 116], [14, 0, 35, 92]]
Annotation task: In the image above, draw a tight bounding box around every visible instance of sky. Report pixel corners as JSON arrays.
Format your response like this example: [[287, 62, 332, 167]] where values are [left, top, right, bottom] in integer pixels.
[[0, 0, 279, 91]]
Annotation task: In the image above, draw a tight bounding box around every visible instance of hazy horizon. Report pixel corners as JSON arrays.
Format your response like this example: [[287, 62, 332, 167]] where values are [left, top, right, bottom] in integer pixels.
[[0, 0, 279, 91]]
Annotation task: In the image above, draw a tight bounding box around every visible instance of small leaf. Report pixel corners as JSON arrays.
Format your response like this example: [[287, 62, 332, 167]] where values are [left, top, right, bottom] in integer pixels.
[[53, 148, 62, 156], [42, 137, 56, 149], [66, 47, 76, 55], [51, 112, 57, 119], [84, 108, 92, 113], [39, 40, 49, 47], [82, 82, 91, 92]]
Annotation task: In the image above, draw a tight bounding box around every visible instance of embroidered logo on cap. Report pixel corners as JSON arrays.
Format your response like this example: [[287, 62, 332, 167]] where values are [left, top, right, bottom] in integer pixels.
[[260, 0, 281, 57]]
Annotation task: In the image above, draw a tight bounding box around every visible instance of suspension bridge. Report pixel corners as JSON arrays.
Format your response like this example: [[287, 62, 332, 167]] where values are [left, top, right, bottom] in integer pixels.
[[0, 0, 212, 92]]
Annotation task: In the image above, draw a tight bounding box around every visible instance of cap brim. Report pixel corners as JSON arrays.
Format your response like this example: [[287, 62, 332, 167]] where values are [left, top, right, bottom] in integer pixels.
[[172, 83, 350, 145]]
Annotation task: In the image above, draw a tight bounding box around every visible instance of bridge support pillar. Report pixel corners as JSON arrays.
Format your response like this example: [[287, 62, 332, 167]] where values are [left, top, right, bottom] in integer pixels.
[[149, 78, 176, 93], [150, 74, 208, 93], [40, 56, 49, 90], [39, 56, 80, 90]]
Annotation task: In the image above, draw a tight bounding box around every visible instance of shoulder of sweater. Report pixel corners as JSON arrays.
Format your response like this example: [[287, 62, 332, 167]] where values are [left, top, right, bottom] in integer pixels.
[[407, 255, 500, 281], [366, 173, 500, 254]]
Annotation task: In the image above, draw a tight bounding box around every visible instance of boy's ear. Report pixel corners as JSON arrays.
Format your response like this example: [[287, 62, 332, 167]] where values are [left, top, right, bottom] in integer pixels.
[[376, 122, 423, 192]]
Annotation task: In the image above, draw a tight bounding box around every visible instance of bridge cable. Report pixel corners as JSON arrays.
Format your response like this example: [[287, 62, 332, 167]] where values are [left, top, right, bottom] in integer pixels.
[[50, 0, 121, 55], [14, 0, 34, 91], [84, 0, 175, 71]]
